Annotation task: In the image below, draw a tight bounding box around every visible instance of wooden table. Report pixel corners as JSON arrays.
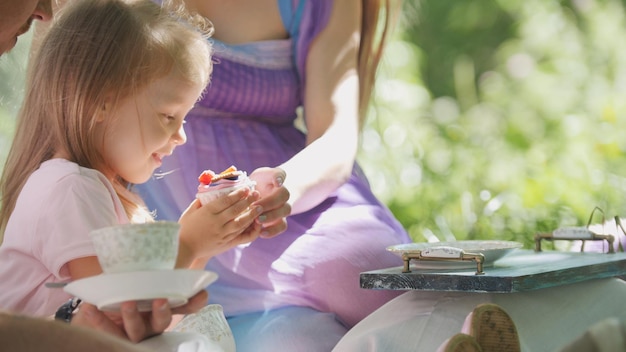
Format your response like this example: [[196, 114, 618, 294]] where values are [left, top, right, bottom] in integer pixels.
[[361, 250, 626, 292]]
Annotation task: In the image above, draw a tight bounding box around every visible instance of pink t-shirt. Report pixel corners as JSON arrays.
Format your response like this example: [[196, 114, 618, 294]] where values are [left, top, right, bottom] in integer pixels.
[[0, 159, 129, 316]]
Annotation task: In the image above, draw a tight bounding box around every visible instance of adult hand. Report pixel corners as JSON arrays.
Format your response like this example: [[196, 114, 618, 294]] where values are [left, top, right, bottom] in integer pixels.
[[71, 290, 208, 343], [249, 167, 291, 238]]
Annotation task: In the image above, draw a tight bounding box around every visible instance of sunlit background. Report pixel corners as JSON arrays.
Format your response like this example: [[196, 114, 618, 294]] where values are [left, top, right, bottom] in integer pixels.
[[2, 0, 626, 249]]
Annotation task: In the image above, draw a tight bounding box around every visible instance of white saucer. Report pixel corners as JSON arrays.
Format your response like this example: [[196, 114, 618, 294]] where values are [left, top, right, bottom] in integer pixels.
[[64, 269, 218, 312]]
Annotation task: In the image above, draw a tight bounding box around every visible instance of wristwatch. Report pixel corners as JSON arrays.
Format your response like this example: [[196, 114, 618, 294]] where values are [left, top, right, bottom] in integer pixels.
[[54, 297, 82, 323]]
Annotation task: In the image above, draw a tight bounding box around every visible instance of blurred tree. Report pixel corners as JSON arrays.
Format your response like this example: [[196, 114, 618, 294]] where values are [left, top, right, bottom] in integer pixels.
[[404, 0, 516, 100], [359, 0, 626, 248]]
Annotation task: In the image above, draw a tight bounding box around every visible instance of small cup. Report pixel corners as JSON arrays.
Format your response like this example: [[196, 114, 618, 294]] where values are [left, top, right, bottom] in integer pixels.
[[171, 304, 236, 352], [90, 221, 180, 274]]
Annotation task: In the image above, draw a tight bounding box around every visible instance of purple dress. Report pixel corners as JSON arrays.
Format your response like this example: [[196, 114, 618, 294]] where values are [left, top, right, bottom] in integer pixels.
[[137, 0, 411, 328]]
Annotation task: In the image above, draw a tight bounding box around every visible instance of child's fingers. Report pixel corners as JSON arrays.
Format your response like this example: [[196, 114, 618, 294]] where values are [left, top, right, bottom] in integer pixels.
[[210, 192, 262, 226], [222, 204, 263, 236], [213, 204, 263, 244], [228, 222, 262, 246], [202, 187, 257, 214]]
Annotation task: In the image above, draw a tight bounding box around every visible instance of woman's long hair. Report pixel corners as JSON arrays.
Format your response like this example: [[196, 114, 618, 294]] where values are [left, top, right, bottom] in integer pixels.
[[0, 0, 213, 239], [358, 0, 399, 127]]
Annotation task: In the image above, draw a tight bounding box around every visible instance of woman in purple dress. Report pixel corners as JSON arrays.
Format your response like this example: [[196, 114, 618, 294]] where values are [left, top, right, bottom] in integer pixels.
[[137, 0, 412, 349]]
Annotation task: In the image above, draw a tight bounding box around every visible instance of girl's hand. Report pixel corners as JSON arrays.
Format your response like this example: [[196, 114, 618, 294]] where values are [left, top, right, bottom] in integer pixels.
[[71, 290, 208, 343], [249, 167, 291, 238], [177, 187, 263, 266]]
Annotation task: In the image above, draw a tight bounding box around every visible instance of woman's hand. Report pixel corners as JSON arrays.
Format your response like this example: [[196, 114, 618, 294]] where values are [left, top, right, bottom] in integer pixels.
[[71, 290, 208, 343], [249, 167, 291, 238], [177, 186, 263, 266]]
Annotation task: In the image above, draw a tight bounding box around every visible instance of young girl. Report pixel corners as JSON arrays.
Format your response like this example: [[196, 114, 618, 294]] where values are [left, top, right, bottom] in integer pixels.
[[0, 0, 271, 322], [134, 0, 412, 350]]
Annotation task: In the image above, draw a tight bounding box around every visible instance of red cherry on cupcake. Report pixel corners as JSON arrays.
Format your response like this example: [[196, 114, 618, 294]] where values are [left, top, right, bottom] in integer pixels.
[[198, 170, 215, 185]]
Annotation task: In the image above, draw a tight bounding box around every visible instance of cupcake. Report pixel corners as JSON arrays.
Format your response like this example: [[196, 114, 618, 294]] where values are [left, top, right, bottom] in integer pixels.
[[196, 166, 256, 205]]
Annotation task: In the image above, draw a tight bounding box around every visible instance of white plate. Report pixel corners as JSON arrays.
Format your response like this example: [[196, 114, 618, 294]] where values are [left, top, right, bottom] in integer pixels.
[[64, 269, 218, 312], [387, 240, 524, 269]]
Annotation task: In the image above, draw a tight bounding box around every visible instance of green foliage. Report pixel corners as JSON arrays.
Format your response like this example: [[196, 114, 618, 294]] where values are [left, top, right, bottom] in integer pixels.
[[359, 0, 626, 246]]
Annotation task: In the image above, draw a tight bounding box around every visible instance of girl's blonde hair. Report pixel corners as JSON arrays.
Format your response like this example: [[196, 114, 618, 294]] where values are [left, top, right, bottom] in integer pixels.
[[0, 0, 213, 238], [358, 0, 399, 127]]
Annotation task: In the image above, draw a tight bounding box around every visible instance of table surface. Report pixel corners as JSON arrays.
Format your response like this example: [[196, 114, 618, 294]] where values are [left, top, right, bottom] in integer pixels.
[[360, 250, 626, 292]]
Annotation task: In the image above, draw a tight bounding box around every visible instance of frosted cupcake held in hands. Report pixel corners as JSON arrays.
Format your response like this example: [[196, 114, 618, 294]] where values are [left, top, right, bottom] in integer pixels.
[[196, 166, 256, 205]]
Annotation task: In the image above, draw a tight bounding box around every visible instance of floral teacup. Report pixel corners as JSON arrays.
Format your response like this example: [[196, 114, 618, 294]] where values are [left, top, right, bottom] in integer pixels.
[[89, 221, 179, 274]]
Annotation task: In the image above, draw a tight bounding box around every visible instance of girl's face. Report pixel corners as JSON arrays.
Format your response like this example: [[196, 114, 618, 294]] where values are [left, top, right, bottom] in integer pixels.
[[100, 71, 204, 184]]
